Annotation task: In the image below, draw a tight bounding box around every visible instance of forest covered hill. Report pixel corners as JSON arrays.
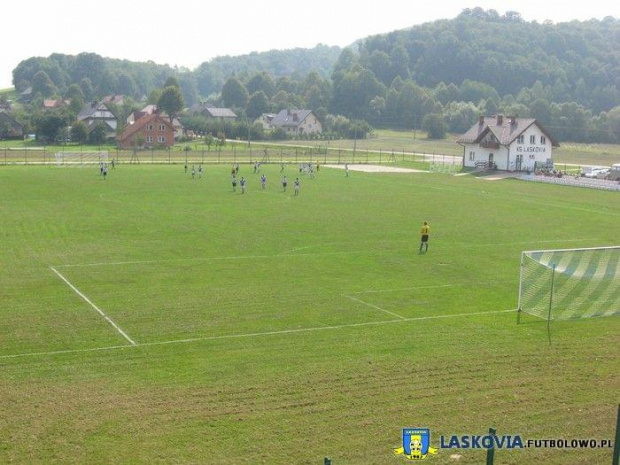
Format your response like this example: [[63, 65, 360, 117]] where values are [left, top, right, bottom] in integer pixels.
[[6, 8, 620, 142]]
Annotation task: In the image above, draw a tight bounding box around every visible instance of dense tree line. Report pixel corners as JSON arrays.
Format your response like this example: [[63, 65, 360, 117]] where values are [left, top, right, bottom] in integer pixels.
[[10, 10, 620, 143]]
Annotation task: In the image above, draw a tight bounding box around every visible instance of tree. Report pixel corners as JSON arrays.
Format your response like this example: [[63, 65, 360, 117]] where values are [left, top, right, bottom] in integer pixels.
[[148, 88, 163, 105], [163, 76, 180, 89], [32, 70, 57, 98], [422, 113, 447, 139], [35, 112, 67, 143], [70, 121, 88, 144], [247, 72, 275, 99], [605, 106, 620, 143], [88, 122, 108, 145], [157, 85, 184, 122], [246, 91, 269, 119], [79, 78, 95, 102], [0, 122, 14, 139], [222, 77, 249, 109]]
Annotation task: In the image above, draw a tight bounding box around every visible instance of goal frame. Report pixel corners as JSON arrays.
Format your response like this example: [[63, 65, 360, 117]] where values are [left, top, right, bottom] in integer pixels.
[[55, 151, 109, 167], [517, 245, 620, 325]]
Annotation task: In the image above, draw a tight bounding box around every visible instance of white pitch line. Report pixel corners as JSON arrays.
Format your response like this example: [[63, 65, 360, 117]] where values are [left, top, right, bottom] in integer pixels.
[[344, 294, 407, 320], [0, 308, 516, 359], [50, 267, 137, 346]]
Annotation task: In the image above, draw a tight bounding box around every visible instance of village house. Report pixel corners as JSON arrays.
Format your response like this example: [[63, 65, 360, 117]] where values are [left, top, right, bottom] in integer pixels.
[[76, 102, 118, 140], [0, 110, 24, 139], [257, 113, 276, 130], [118, 113, 175, 149], [189, 103, 238, 121], [128, 105, 183, 140], [268, 109, 322, 136], [456, 115, 559, 171], [42, 99, 69, 111]]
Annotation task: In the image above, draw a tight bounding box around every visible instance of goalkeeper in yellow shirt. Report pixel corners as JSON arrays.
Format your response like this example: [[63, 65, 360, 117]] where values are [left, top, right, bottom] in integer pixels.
[[419, 221, 430, 253]]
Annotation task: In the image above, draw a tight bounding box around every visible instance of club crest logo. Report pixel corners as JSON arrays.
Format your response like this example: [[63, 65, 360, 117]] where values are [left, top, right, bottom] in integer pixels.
[[393, 428, 438, 461]]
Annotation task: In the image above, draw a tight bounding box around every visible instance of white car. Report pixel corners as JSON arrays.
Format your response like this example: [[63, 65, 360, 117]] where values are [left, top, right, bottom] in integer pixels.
[[594, 169, 610, 179], [582, 167, 606, 178]]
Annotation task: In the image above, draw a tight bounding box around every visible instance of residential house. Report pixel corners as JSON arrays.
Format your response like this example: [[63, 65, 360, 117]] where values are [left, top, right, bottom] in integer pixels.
[[118, 113, 175, 148], [456, 115, 559, 171], [189, 103, 238, 121], [102, 95, 126, 106], [128, 105, 183, 140], [18, 87, 32, 103], [42, 99, 69, 110], [268, 109, 322, 136], [77, 102, 118, 140], [257, 113, 276, 130], [0, 110, 24, 139]]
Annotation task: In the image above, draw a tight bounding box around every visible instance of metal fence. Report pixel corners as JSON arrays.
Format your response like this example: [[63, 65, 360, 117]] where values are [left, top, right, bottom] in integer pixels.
[[518, 173, 620, 192], [0, 145, 462, 167]]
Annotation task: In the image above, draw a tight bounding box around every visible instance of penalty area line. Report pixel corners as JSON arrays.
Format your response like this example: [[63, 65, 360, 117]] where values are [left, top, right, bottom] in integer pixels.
[[50, 266, 137, 346], [0, 308, 514, 360], [344, 294, 407, 320]]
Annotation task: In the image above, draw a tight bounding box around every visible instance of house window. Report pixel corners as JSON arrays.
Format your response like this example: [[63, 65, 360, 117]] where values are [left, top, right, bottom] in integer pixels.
[[541, 135, 546, 145], [158, 136, 166, 143], [146, 136, 153, 142], [530, 135, 536, 144], [517, 135, 524, 144], [159, 124, 165, 131], [147, 124, 153, 131], [469, 151, 475, 161]]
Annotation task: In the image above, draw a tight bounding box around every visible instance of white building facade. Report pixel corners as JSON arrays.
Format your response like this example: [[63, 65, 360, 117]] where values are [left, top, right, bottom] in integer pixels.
[[457, 115, 558, 171]]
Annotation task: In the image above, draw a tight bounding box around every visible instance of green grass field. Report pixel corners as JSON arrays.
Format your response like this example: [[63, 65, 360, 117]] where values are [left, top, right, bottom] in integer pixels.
[[0, 163, 618, 464]]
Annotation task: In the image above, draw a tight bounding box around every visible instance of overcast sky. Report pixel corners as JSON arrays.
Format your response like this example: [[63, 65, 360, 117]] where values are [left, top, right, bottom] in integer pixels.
[[2, 0, 618, 89]]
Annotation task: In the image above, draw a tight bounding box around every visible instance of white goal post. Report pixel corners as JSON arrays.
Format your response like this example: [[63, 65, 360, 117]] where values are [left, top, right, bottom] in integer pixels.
[[55, 151, 108, 167], [517, 246, 620, 322]]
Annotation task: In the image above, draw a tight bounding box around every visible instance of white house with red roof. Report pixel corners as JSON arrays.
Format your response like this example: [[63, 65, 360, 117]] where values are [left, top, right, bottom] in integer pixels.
[[456, 115, 559, 171]]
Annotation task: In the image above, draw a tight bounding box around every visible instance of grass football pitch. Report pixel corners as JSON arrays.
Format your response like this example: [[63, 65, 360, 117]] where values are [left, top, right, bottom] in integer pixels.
[[0, 164, 618, 464]]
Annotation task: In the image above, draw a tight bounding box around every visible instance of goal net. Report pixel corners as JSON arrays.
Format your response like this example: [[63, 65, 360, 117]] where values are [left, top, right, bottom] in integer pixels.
[[518, 246, 620, 321], [55, 151, 108, 167]]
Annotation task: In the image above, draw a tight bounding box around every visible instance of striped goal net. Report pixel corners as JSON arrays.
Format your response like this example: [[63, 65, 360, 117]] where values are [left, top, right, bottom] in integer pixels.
[[518, 246, 620, 321], [55, 151, 108, 167]]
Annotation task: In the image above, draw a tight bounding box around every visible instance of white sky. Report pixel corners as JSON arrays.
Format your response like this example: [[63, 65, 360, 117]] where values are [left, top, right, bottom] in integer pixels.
[[1, 0, 618, 89]]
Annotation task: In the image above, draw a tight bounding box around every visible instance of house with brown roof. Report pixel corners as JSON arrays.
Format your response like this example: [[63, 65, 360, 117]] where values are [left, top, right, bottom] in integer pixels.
[[127, 105, 183, 140], [42, 99, 69, 110], [456, 115, 559, 171], [118, 113, 175, 148]]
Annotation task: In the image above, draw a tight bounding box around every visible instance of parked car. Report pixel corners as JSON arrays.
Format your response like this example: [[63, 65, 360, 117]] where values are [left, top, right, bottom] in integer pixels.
[[594, 168, 610, 179], [606, 164, 620, 181], [581, 166, 606, 177]]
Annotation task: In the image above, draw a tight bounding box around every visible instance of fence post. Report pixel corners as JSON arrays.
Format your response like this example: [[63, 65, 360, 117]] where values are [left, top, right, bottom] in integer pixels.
[[613, 404, 619, 465], [486, 427, 496, 465]]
